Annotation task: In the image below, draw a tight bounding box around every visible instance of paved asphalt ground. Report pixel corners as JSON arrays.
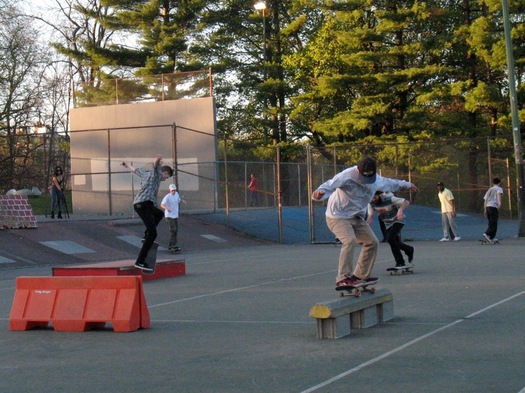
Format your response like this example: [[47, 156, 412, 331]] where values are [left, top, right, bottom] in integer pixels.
[[0, 208, 524, 392]]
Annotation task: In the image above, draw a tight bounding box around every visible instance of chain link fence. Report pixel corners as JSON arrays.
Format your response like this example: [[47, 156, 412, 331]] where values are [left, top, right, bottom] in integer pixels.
[[1, 130, 519, 241]]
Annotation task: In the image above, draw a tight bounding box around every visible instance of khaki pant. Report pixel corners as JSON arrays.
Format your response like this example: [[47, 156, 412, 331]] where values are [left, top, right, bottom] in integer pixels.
[[326, 216, 379, 282], [441, 212, 459, 239]]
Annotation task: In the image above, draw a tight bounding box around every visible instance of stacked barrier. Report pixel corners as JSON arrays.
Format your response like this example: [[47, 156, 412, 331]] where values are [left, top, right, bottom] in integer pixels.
[[0, 195, 37, 229]]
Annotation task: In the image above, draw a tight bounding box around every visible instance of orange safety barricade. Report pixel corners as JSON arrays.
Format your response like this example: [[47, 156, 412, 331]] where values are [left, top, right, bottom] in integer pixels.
[[9, 276, 150, 332]]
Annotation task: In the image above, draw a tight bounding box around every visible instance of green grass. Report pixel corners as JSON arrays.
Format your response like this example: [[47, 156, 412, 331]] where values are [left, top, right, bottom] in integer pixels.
[[28, 191, 73, 215]]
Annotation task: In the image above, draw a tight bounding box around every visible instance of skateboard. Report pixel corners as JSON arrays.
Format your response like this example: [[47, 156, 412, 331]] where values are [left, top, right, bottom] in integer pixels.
[[169, 247, 181, 253], [336, 282, 377, 297], [479, 239, 500, 245], [387, 266, 414, 275], [142, 241, 159, 274]]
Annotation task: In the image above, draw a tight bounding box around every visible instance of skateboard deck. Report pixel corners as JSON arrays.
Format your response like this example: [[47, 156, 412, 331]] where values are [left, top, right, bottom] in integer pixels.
[[142, 241, 159, 274], [479, 239, 499, 245], [387, 266, 414, 275], [336, 282, 377, 297]]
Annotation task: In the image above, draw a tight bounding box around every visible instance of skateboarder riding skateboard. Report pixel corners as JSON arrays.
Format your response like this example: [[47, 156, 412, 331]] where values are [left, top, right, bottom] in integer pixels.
[[368, 191, 414, 271], [122, 155, 173, 273], [312, 157, 418, 292]]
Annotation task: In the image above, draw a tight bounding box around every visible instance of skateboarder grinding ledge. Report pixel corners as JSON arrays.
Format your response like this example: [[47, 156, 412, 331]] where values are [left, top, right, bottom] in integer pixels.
[[311, 157, 419, 292], [122, 155, 173, 273]]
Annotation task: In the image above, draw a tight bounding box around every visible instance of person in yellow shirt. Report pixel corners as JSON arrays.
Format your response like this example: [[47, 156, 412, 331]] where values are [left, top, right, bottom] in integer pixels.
[[437, 182, 460, 241]]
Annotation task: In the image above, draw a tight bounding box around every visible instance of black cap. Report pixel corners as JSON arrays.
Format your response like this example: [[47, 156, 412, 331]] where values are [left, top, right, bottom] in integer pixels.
[[357, 157, 377, 184], [436, 181, 444, 186]]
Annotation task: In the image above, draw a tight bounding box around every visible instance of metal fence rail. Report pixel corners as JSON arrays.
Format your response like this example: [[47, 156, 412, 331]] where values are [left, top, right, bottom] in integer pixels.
[[1, 132, 519, 243]]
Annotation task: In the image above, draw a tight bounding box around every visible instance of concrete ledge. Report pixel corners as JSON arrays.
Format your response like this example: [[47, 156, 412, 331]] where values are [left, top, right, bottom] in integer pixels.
[[309, 288, 394, 339]]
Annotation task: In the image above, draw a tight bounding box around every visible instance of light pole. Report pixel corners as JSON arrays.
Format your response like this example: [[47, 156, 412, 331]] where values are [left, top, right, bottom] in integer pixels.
[[501, 0, 525, 236], [254, 1, 268, 145]]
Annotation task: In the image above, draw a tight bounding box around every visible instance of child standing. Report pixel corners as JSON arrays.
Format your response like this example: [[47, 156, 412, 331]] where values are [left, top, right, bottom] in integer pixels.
[[161, 183, 185, 252]]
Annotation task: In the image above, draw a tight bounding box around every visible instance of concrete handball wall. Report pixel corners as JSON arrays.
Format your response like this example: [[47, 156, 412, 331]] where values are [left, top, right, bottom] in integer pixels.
[[69, 98, 217, 215]]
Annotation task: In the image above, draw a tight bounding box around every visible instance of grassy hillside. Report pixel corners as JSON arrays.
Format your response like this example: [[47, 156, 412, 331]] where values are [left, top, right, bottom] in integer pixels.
[[27, 191, 72, 215]]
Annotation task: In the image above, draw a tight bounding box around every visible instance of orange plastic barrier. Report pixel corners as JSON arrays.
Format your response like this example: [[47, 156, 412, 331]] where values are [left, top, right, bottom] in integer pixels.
[[9, 276, 150, 332]]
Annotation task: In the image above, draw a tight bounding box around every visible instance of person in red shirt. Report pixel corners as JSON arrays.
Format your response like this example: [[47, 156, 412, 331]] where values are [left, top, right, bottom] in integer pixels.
[[247, 173, 259, 207]]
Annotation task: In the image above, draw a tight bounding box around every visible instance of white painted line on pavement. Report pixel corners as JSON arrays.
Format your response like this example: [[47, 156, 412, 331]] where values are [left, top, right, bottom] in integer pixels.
[[0, 250, 37, 265], [0, 256, 16, 264], [300, 291, 525, 393], [152, 319, 312, 325], [39, 240, 95, 254], [431, 210, 468, 217], [148, 269, 335, 309], [116, 235, 143, 248], [201, 234, 228, 243], [117, 235, 168, 250]]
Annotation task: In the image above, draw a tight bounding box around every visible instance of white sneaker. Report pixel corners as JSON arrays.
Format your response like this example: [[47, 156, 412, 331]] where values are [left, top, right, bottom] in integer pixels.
[[439, 237, 450, 242], [482, 233, 492, 243], [453, 237, 461, 241]]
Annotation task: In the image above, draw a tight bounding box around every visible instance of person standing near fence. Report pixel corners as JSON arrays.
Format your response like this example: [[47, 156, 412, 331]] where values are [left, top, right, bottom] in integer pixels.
[[482, 178, 503, 244], [312, 156, 418, 289], [161, 183, 186, 252], [50, 166, 65, 219], [437, 181, 461, 241], [122, 155, 173, 272], [247, 173, 259, 207]]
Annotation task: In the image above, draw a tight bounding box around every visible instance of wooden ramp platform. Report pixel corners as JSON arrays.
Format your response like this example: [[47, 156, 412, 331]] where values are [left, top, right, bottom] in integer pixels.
[[52, 258, 186, 281]]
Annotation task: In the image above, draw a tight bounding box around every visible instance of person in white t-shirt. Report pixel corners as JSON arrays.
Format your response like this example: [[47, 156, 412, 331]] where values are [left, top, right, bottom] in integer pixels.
[[482, 178, 503, 243], [161, 183, 185, 252], [437, 181, 460, 242]]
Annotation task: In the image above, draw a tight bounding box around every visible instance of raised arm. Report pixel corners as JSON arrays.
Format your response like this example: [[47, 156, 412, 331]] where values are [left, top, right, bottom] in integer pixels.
[[153, 154, 162, 167], [121, 161, 136, 173]]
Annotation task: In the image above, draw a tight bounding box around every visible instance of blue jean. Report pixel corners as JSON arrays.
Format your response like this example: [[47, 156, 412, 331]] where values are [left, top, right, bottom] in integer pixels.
[[50, 186, 63, 213]]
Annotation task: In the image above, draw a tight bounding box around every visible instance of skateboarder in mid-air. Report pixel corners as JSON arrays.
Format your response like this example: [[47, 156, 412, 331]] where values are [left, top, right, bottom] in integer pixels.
[[122, 155, 173, 272], [312, 157, 418, 291]]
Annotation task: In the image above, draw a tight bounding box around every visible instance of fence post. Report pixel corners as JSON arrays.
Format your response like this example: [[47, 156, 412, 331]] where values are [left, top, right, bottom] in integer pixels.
[[224, 135, 230, 227], [276, 144, 283, 244], [107, 128, 112, 216], [307, 145, 315, 244]]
